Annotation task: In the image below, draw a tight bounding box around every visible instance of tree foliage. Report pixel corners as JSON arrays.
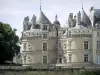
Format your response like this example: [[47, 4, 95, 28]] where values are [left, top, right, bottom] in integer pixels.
[[0, 22, 20, 64]]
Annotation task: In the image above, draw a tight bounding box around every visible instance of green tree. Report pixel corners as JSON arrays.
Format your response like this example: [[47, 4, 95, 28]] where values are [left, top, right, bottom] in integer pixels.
[[0, 22, 20, 64]]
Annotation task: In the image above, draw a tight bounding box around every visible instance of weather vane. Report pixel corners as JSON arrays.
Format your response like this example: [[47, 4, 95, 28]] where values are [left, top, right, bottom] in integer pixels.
[[81, 0, 83, 9], [40, 0, 42, 10], [55, 14, 58, 20]]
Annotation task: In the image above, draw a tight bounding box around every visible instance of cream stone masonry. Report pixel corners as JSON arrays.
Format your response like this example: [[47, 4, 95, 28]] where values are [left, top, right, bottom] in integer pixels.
[[20, 7, 100, 67]]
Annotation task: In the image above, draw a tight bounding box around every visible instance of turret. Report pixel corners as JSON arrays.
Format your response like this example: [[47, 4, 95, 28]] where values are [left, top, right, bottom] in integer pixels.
[[35, 10, 51, 30], [53, 15, 60, 29]]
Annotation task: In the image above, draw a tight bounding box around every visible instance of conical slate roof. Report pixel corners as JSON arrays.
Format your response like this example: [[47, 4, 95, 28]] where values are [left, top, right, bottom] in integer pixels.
[[53, 15, 60, 25], [81, 9, 92, 28], [53, 20, 60, 25], [36, 10, 51, 24]]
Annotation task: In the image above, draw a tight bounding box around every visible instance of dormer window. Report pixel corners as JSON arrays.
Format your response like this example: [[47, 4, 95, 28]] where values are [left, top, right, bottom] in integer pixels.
[[43, 25, 47, 30]]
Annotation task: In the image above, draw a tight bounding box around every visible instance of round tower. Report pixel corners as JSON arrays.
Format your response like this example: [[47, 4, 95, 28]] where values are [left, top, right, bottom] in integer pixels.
[[53, 15, 60, 29]]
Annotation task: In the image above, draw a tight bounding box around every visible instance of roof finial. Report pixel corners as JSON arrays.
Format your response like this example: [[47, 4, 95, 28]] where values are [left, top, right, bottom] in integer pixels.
[[40, 0, 42, 10], [81, 0, 83, 9]]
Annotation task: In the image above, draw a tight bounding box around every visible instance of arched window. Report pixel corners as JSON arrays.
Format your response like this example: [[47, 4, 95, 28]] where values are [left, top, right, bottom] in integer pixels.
[[35, 24, 41, 29]]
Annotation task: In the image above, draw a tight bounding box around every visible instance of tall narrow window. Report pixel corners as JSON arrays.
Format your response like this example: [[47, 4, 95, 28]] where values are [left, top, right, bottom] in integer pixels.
[[43, 56, 47, 64], [59, 58, 62, 63], [64, 44, 66, 49], [68, 31, 71, 37], [43, 34, 47, 38], [43, 25, 47, 30], [97, 41, 100, 50], [97, 32, 100, 37], [84, 54, 88, 62], [68, 54, 72, 63], [58, 42, 61, 49], [97, 55, 100, 64], [84, 41, 88, 50], [24, 56, 26, 64], [23, 43, 27, 50], [43, 43, 47, 51]]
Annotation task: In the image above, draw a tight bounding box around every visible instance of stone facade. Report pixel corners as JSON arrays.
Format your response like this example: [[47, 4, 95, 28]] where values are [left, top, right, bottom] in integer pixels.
[[21, 7, 100, 67]]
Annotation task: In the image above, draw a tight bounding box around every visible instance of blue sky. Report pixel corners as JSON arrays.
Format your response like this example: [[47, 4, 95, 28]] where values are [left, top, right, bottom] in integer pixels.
[[0, 0, 100, 37]]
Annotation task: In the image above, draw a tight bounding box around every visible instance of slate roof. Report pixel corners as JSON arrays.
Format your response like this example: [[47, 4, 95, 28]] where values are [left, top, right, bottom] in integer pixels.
[[81, 9, 92, 28], [36, 10, 51, 24]]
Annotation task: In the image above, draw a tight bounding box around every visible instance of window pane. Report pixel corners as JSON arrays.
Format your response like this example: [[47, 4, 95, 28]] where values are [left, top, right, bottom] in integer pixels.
[[84, 41, 88, 50], [24, 56, 26, 64], [97, 41, 100, 50], [43, 56, 47, 64], [69, 54, 72, 62], [97, 55, 100, 64], [35, 24, 40, 29], [59, 58, 62, 63], [43, 25, 47, 30], [43, 43, 47, 51], [84, 54, 88, 62], [43, 34, 47, 38], [97, 32, 100, 37]]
